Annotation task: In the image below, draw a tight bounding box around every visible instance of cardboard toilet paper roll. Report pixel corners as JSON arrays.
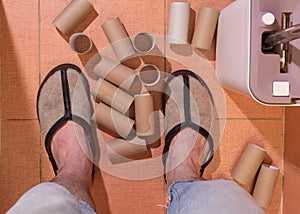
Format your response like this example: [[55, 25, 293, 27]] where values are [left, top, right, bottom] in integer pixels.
[[252, 164, 279, 208], [53, 0, 94, 35], [191, 7, 220, 50], [232, 143, 266, 186], [69, 33, 93, 54], [168, 2, 190, 44], [138, 64, 161, 87], [106, 138, 151, 164], [134, 94, 155, 136], [133, 32, 155, 53], [95, 103, 135, 139], [93, 56, 137, 92], [102, 17, 136, 61], [92, 78, 134, 114]]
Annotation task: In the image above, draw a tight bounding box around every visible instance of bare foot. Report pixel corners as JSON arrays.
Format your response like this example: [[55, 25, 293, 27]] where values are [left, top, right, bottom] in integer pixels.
[[51, 121, 92, 179], [165, 128, 207, 189], [50, 121, 95, 209]]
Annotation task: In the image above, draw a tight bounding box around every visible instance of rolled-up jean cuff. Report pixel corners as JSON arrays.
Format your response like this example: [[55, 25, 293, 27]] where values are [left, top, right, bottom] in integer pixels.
[[167, 179, 264, 214], [7, 182, 96, 214]]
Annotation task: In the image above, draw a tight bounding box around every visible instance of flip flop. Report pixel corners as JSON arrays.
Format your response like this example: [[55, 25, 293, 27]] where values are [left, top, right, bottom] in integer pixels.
[[162, 70, 215, 181], [37, 64, 96, 174]]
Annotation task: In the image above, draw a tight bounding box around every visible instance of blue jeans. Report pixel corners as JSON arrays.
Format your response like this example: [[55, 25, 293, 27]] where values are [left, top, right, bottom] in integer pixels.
[[8, 180, 264, 214], [167, 179, 264, 214], [7, 182, 95, 214]]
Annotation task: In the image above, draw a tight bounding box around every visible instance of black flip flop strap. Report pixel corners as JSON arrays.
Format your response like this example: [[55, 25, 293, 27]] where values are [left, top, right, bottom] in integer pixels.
[[45, 115, 95, 174], [61, 68, 72, 118], [162, 122, 214, 181], [163, 70, 214, 181], [44, 67, 95, 174]]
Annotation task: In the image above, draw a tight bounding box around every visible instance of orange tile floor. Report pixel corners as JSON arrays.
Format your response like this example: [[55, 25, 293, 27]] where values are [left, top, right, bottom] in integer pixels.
[[0, 0, 292, 213]]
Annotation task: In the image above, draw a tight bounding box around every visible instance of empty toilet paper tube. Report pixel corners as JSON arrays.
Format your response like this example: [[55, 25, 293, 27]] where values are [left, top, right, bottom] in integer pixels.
[[102, 17, 136, 61], [133, 32, 155, 53], [95, 102, 135, 139], [106, 138, 150, 164], [192, 7, 220, 50], [134, 94, 155, 136], [93, 56, 137, 92], [53, 0, 94, 35], [252, 164, 279, 208], [69, 33, 93, 54], [167, 2, 190, 44], [92, 78, 134, 114], [232, 143, 266, 186], [138, 64, 161, 87]]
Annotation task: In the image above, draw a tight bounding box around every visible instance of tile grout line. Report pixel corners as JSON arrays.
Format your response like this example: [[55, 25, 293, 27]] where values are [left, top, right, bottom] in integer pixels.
[[163, 0, 168, 204], [281, 106, 285, 214], [1, 118, 38, 121], [0, 117, 283, 121], [38, 0, 43, 184], [216, 118, 284, 121], [0, 8, 1, 138], [164, 0, 167, 72], [0, 52, 1, 156]]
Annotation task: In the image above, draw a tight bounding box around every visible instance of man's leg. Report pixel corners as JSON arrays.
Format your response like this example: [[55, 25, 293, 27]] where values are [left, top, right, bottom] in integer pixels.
[[51, 121, 95, 210], [165, 128, 206, 189], [7, 121, 95, 214], [165, 128, 264, 214], [8, 64, 96, 213]]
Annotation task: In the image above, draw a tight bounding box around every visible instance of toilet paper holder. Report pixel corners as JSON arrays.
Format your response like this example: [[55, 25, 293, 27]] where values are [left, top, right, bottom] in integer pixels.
[[216, 0, 300, 105]]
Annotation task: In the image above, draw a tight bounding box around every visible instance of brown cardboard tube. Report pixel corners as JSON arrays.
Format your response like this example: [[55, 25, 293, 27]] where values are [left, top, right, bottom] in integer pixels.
[[106, 138, 151, 164], [95, 103, 134, 139], [69, 33, 93, 54], [167, 2, 190, 44], [138, 64, 161, 87], [93, 56, 137, 92], [92, 78, 134, 114], [53, 0, 94, 35], [191, 7, 220, 50], [101, 17, 136, 61], [139, 64, 164, 93], [134, 94, 155, 136], [252, 164, 279, 208], [232, 143, 266, 186], [133, 32, 155, 53]]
